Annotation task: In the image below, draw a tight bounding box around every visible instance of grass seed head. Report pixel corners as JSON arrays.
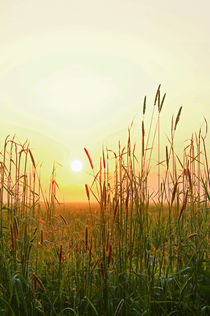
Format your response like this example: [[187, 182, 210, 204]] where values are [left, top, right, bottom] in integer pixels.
[[84, 147, 93, 170], [85, 184, 90, 201], [143, 96, 146, 115], [174, 106, 182, 131]]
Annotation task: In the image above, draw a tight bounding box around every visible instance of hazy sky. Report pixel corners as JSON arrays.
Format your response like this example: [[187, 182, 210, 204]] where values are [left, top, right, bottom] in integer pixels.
[[0, 0, 210, 201]]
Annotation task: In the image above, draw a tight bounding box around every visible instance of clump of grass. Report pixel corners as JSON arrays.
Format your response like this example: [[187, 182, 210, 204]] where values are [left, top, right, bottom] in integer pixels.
[[0, 87, 209, 315]]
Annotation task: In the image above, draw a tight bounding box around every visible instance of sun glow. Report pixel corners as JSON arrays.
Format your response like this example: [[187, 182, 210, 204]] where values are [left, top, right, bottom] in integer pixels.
[[71, 160, 83, 173]]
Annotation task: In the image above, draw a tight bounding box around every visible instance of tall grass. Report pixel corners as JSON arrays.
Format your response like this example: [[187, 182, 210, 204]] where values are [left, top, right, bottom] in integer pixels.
[[0, 87, 209, 315]]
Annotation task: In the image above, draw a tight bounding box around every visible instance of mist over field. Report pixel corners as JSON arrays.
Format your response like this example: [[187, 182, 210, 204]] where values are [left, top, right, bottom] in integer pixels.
[[0, 1, 209, 315]]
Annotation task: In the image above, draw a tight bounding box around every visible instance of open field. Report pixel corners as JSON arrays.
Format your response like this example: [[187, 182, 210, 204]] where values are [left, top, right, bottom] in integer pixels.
[[0, 88, 209, 315]]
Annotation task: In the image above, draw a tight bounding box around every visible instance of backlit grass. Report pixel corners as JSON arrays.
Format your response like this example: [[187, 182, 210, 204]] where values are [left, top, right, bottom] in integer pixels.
[[0, 87, 209, 315]]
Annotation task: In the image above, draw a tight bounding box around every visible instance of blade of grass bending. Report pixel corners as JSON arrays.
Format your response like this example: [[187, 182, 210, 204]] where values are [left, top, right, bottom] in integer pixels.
[[85, 296, 98, 316], [114, 299, 124, 316]]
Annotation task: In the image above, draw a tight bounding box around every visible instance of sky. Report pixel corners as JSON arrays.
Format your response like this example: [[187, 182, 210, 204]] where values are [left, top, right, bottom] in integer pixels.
[[0, 0, 210, 201]]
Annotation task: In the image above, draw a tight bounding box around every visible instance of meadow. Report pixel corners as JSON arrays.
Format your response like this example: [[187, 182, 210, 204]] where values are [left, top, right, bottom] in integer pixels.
[[0, 87, 209, 315]]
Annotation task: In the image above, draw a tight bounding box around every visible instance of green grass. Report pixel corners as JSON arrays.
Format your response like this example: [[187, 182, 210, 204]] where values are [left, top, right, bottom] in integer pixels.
[[0, 87, 209, 315]]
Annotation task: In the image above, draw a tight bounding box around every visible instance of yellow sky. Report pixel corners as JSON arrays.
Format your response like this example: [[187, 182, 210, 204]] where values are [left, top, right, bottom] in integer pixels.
[[0, 0, 210, 201]]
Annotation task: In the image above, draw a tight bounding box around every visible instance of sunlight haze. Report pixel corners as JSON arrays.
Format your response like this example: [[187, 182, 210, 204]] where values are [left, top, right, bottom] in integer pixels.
[[0, 0, 209, 201]]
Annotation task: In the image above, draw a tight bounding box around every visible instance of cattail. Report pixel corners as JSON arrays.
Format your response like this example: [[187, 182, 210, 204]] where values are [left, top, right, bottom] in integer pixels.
[[59, 245, 63, 264], [177, 190, 188, 223], [107, 243, 112, 266], [85, 226, 88, 251], [174, 106, 182, 131], [84, 148, 93, 170], [85, 184, 90, 201]]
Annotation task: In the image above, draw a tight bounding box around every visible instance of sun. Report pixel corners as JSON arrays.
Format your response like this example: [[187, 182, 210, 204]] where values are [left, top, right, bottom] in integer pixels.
[[71, 160, 83, 173]]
